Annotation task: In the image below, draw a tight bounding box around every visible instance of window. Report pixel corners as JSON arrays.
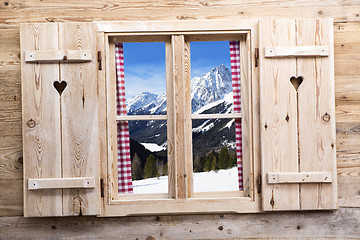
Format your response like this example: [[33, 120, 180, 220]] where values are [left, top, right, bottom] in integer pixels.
[[104, 28, 258, 216], [21, 19, 337, 217]]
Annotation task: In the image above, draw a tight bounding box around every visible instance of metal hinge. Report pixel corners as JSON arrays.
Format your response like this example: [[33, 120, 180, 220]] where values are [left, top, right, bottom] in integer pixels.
[[98, 51, 102, 71], [257, 174, 262, 194], [100, 179, 104, 197], [255, 48, 259, 67]]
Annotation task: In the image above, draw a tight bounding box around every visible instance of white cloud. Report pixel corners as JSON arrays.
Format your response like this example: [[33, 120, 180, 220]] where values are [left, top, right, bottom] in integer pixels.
[[124, 64, 166, 97]]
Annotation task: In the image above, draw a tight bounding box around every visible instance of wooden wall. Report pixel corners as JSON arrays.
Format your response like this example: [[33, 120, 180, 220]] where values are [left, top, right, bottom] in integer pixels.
[[1, 0, 360, 238]]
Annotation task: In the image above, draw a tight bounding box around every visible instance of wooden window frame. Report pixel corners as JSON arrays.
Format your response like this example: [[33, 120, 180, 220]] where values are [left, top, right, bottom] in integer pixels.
[[98, 20, 261, 216]]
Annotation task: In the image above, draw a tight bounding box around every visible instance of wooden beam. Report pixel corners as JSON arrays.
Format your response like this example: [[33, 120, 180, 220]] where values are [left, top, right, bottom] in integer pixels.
[[266, 172, 333, 184], [25, 50, 92, 62], [2, 208, 360, 239], [28, 177, 95, 190], [264, 46, 329, 57]]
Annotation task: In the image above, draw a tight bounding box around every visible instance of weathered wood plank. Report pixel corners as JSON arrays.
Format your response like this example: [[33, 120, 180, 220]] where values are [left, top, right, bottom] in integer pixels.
[[166, 39, 176, 198], [1, 208, 360, 239], [259, 19, 299, 211], [172, 35, 187, 199], [59, 22, 100, 216], [296, 18, 337, 210], [335, 75, 360, 93], [21, 23, 62, 217], [267, 172, 333, 184], [1, 1, 360, 26], [0, 146, 22, 179], [25, 50, 92, 62], [239, 33, 253, 198], [338, 176, 360, 207], [336, 122, 360, 172], [0, 179, 22, 216], [28, 177, 95, 190], [0, 27, 19, 62], [264, 46, 329, 57]]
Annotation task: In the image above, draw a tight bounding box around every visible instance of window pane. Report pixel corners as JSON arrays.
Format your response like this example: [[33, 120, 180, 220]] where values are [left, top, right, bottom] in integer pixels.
[[124, 120, 168, 194], [123, 42, 167, 115], [192, 118, 240, 192], [190, 41, 234, 115]]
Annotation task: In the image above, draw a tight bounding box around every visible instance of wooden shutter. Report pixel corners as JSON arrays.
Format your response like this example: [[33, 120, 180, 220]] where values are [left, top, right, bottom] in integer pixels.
[[259, 19, 337, 211], [21, 23, 100, 217]]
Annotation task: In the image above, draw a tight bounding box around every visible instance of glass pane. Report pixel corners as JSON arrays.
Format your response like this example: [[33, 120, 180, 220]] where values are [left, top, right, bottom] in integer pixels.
[[123, 42, 167, 115], [192, 118, 239, 192], [129, 120, 168, 194], [190, 41, 234, 114]]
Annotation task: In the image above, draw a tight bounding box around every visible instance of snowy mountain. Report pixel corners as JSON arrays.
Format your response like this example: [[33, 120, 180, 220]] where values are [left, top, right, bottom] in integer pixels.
[[127, 64, 236, 158], [126, 64, 233, 115], [191, 64, 233, 113]]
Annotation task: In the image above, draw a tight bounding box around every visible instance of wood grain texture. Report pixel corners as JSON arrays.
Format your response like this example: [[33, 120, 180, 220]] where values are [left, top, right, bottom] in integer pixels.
[[172, 35, 187, 199], [96, 31, 107, 216], [239, 33, 252, 198], [259, 19, 299, 211], [267, 172, 332, 184], [1, 0, 360, 27], [25, 50, 92, 62], [184, 39, 193, 198], [20, 23, 62, 217], [0, 179, 23, 216], [28, 177, 95, 190], [1, 207, 360, 239], [106, 38, 119, 200], [166, 40, 176, 198], [296, 18, 337, 210], [59, 22, 100, 216], [0, 0, 360, 222], [260, 19, 337, 211], [264, 46, 329, 57]]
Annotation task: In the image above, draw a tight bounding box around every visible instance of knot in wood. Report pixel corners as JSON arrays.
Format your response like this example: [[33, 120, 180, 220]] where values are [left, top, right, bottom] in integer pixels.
[[27, 119, 36, 128], [322, 112, 330, 122]]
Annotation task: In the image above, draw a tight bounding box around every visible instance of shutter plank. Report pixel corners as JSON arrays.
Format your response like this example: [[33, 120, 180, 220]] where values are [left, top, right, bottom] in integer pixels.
[[59, 23, 100, 216], [21, 23, 62, 217], [296, 19, 337, 210], [259, 19, 300, 211]]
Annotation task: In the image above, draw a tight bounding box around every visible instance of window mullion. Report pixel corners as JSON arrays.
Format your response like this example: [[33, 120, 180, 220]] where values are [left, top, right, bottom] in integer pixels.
[[167, 35, 192, 199]]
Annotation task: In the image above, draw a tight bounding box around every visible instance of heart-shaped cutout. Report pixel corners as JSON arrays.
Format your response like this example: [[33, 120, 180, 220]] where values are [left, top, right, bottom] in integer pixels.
[[290, 76, 303, 91], [53, 80, 67, 96]]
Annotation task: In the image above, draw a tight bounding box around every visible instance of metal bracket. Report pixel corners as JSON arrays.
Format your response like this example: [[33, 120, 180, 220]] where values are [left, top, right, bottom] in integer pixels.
[[98, 51, 102, 70], [255, 48, 259, 67]]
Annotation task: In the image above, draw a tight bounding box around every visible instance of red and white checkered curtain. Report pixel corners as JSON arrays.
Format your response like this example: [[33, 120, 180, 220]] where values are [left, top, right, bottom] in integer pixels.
[[115, 42, 133, 194], [230, 41, 243, 191]]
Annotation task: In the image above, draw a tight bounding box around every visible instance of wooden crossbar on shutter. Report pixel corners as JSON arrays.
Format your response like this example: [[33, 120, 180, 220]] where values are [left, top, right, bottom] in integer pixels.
[[21, 23, 100, 217], [259, 19, 337, 211]]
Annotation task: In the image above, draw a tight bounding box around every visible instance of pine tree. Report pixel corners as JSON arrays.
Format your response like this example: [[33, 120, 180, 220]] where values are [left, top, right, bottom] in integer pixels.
[[218, 147, 229, 169], [162, 162, 168, 175], [194, 155, 202, 172], [155, 158, 161, 178], [131, 152, 144, 180], [210, 156, 217, 171], [144, 154, 158, 178], [203, 158, 211, 172]]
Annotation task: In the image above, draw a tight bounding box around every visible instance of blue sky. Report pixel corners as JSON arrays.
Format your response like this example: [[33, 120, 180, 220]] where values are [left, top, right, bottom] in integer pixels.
[[123, 41, 230, 98]]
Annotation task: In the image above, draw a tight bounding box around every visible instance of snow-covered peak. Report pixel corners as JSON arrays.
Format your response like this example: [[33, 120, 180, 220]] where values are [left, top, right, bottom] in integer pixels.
[[126, 91, 158, 113], [191, 64, 232, 113]]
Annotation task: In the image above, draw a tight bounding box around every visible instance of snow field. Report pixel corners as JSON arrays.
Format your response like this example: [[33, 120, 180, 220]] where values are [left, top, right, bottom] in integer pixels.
[[133, 166, 239, 194]]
